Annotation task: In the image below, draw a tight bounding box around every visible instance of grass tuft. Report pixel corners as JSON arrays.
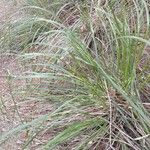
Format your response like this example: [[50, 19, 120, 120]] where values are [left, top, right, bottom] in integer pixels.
[[1, 0, 150, 149]]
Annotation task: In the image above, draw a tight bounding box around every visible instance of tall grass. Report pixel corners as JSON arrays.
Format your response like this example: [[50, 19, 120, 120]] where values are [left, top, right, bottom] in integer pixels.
[[1, 0, 150, 149]]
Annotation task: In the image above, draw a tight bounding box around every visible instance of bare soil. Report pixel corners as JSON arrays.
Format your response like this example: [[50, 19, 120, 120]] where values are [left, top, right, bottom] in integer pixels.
[[0, 2, 54, 149]]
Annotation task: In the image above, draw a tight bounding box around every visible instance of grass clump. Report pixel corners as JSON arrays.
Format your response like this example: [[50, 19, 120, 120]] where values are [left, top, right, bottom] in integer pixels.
[[0, 0, 150, 149]]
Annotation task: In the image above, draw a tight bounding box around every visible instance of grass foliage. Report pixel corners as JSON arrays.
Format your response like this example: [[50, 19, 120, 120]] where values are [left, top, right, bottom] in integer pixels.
[[0, 0, 150, 149]]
